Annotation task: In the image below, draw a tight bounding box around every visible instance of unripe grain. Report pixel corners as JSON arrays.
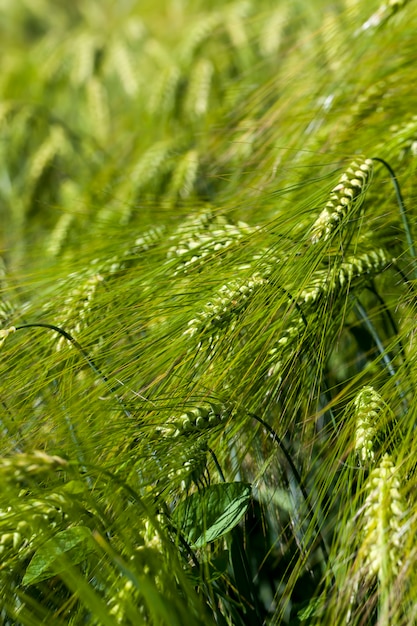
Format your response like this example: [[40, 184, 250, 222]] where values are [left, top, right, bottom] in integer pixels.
[[310, 158, 373, 244]]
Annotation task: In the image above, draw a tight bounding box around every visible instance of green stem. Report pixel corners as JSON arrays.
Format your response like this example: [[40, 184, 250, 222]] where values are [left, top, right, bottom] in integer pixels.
[[248, 411, 330, 565], [372, 157, 416, 276], [353, 300, 397, 379]]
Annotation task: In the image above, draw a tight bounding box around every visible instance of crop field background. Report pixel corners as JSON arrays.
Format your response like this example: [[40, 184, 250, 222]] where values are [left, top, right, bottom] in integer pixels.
[[1, 1, 417, 624]]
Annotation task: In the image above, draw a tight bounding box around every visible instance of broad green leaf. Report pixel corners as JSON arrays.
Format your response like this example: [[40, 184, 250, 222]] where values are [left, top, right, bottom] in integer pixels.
[[23, 526, 93, 585], [173, 482, 251, 548], [61, 480, 86, 495]]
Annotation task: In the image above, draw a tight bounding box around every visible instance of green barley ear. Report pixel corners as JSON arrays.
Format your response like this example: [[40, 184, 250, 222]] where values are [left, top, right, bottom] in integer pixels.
[[179, 12, 222, 65], [86, 76, 110, 143], [300, 248, 393, 307], [362, 454, 406, 576], [0, 326, 16, 348], [184, 273, 266, 342], [27, 124, 69, 191], [130, 139, 176, 198], [56, 271, 105, 348], [266, 314, 305, 380], [259, 6, 288, 57], [388, 115, 417, 160], [167, 213, 257, 275], [0, 450, 68, 484], [156, 403, 230, 438], [359, 0, 413, 31], [107, 40, 139, 97], [46, 181, 78, 257], [165, 149, 199, 204], [149, 64, 181, 116], [310, 158, 373, 244], [353, 386, 384, 465], [344, 453, 408, 624], [184, 59, 213, 118], [356, 454, 408, 623], [70, 32, 97, 86]]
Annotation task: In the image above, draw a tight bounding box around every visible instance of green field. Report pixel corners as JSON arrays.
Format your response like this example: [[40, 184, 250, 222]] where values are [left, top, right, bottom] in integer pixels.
[[1, 1, 417, 624]]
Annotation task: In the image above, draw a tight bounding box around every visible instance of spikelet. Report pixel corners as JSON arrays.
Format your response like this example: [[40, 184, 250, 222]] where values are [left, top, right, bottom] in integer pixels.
[[310, 158, 373, 244], [166, 149, 199, 202], [56, 272, 104, 348], [353, 386, 383, 465], [318, 11, 346, 73], [359, 0, 412, 31], [0, 451, 67, 484], [389, 115, 417, 160], [224, 4, 250, 57], [259, 7, 288, 57], [108, 41, 139, 97], [124, 15, 146, 43], [360, 454, 407, 581], [184, 59, 213, 118], [156, 403, 230, 438], [266, 315, 305, 379], [167, 213, 257, 275], [149, 64, 181, 115], [28, 124, 68, 188], [350, 79, 389, 122], [184, 273, 266, 341], [70, 32, 97, 86], [131, 140, 174, 194], [0, 326, 16, 348], [226, 118, 257, 163], [0, 300, 14, 327], [47, 213, 75, 258], [0, 452, 70, 567], [250, 246, 283, 279], [0, 498, 72, 572], [86, 76, 110, 142], [300, 248, 392, 305], [180, 13, 222, 64], [46, 180, 79, 257]]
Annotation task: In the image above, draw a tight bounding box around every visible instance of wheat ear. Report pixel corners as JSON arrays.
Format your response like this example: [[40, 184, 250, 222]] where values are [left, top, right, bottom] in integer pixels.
[[353, 386, 383, 465], [300, 248, 392, 306], [310, 158, 373, 244], [358, 454, 407, 624]]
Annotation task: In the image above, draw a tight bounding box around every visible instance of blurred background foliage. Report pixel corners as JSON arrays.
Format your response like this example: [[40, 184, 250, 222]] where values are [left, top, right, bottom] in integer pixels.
[[1, 0, 417, 624]]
